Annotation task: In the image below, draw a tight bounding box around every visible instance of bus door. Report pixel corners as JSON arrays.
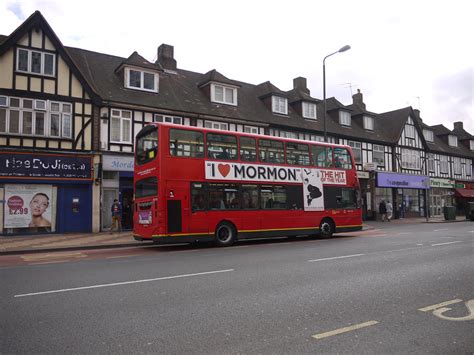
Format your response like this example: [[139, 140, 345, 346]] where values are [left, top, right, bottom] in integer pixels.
[[166, 185, 182, 233]]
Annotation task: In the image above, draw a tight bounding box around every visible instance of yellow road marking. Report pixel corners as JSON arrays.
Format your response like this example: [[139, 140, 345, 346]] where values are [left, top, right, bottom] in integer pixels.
[[312, 321, 379, 340], [418, 299, 463, 312], [21, 252, 86, 261]]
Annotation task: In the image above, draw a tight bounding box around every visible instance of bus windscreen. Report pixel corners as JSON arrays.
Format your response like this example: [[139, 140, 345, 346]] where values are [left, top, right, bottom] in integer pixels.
[[136, 125, 158, 165]]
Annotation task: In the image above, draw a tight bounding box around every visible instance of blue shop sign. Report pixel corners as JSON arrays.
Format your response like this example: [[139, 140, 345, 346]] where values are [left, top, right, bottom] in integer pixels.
[[0, 152, 93, 180], [377, 171, 430, 189]]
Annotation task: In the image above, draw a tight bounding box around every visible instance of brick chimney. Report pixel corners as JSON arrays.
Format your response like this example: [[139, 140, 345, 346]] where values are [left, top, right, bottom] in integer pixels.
[[413, 109, 422, 122], [157, 44, 177, 70], [293, 77, 310, 94], [453, 121, 463, 130], [352, 89, 366, 111]]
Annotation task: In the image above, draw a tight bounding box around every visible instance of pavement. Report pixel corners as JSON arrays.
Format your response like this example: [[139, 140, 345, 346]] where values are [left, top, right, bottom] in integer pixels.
[[0, 216, 470, 255]]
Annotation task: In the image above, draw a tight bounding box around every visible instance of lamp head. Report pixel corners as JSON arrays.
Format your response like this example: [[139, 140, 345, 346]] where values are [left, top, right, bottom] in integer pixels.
[[338, 45, 351, 53]]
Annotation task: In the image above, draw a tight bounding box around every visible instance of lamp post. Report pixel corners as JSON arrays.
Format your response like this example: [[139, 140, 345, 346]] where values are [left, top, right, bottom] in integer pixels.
[[323, 45, 351, 142]]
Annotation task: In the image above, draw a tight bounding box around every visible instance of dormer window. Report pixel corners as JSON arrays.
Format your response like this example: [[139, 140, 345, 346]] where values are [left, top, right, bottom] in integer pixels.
[[16, 48, 55, 76], [470, 140, 474, 150], [125, 67, 158, 93], [302, 102, 317, 119], [423, 129, 434, 142], [448, 135, 458, 147], [339, 111, 351, 126], [272, 96, 288, 115], [363, 116, 374, 130], [211, 84, 237, 106]]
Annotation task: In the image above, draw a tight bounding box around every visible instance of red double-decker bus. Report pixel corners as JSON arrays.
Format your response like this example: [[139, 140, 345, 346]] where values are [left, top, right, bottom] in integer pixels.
[[133, 123, 362, 246]]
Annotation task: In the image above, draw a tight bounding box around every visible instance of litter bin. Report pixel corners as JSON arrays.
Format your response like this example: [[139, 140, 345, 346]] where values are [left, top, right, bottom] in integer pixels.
[[443, 206, 456, 221], [466, 202, 474, 221]]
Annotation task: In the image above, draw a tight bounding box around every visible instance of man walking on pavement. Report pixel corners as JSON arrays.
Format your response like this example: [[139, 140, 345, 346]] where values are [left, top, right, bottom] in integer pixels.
[[379, 200, 387, 222], [111, 199, 122, 233]]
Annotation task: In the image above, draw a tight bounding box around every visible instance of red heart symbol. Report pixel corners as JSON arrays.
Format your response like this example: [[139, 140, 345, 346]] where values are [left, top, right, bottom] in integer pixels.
[[218, 164, 231, 177]]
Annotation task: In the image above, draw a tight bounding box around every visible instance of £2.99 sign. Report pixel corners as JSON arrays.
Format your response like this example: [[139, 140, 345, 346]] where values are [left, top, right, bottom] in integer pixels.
[[7, 195, 28, 215]]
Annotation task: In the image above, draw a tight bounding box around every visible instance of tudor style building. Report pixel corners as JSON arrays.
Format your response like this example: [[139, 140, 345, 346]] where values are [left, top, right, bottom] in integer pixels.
[[0, 11, 473, 236], [0, 12, 101, 235]]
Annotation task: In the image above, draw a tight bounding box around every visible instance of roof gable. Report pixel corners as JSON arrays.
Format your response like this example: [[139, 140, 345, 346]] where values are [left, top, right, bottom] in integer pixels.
[[0, 11, 100, 104], [115, 51, 162, 73]]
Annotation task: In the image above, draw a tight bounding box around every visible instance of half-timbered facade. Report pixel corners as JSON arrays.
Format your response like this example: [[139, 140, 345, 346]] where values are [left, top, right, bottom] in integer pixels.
[[0, 12, 101, 235]]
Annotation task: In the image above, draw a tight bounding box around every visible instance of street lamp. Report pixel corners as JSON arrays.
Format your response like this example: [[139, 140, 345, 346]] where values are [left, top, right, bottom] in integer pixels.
[[323, 45, 351, 142]]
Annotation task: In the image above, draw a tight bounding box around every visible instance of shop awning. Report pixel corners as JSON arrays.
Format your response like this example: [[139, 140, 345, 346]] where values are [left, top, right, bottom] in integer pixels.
[[455, 188, 474, 198]]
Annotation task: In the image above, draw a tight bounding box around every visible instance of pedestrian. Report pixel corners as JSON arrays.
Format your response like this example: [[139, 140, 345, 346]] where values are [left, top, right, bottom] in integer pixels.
[[386, 200, 393, 221], [111, 199, 122, 233], [379, 200, 387, 222]]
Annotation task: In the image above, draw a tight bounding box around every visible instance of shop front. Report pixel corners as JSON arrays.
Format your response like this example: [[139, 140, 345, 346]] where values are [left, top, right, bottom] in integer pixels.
[[454, 181, 474, 216], [357, 171, 370, 220], [101, 154, 134, 231], [376, 171, 430, 219], [0, 152, 94, 235], [429, 178, 455, 216]]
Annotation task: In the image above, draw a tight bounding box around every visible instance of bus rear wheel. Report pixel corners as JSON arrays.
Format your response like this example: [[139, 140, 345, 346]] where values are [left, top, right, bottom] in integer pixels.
[[319, 218, 334, 238], [215, 222, 236, 247]]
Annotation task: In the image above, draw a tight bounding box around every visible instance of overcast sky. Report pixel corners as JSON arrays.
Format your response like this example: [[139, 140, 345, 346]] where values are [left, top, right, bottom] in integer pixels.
[[1, 0, 473, 133]]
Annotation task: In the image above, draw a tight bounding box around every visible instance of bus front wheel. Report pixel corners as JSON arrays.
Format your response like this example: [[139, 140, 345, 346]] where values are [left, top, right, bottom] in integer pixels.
[[215, 222, 236, 247], [319, 218, 334, 238]]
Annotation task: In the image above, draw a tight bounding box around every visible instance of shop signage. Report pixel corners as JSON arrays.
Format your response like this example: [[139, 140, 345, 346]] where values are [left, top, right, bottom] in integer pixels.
[[357, 171, 370, 179], [455, 183, 465, 189], [376, 172, 429, 190], [0, 152, 92, 180], [430, 178, 455, 188], [363, 163, 376, 171], [103, 155, 134, 171]]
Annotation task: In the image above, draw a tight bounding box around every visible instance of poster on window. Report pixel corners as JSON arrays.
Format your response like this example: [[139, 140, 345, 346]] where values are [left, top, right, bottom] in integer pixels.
[[4, 185, 53, 230], [302, 168, 324, 211]]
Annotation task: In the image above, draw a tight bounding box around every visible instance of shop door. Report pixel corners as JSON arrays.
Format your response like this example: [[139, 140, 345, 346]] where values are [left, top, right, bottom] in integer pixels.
[[430, 195, 441, 216], [102, 189, 116, 229], [57, 185, 92, 233]]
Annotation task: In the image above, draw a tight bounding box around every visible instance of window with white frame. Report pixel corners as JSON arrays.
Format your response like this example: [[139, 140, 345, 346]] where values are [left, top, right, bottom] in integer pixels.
[[401, 148, 421, 170], [272, 96, 288, 115], [0, 95, 72, 138], [339, 111, 351, 126], [448, 135, 458, 147], [154, 114, 182, 125], [204, 120, 229, 131], [373, 144, 384, 166], [363, 116, 374, 130], [470, 140, 474, 150], [243, 125, 259, 134], [453, 157, 462, 175], [110, 109, 132, 143], [439, 155, 449, 173], [348, 141, 362, 163], [16, 48, 55, 76], [405, 124, 415, 138], [427, 153, 435, 172], [423, 129, 434, 142], [211, 84, 237, 106], [125, 67, 158, 93], [302, 102, 317, 119]]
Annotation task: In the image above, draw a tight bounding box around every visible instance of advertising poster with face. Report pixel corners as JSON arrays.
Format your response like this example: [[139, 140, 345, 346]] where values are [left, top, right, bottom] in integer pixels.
[[302, 168, 324, 211], [4, 185, 53, 229]]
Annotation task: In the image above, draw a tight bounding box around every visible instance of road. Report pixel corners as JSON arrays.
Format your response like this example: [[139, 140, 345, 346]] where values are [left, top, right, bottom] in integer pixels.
[[1, 222, 473, 353]]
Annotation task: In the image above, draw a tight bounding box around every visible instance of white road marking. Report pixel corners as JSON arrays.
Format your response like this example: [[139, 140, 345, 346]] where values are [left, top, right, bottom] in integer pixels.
[[433, 228, 449, 232], [14, 269, 234, 298], [431, 241, 463, 247], [416, 244, 423, 246], [418, 299, 463, 312], [308, 254, 365, 262], [432, 299, 474, 321], [312, 321, 379, 340]]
